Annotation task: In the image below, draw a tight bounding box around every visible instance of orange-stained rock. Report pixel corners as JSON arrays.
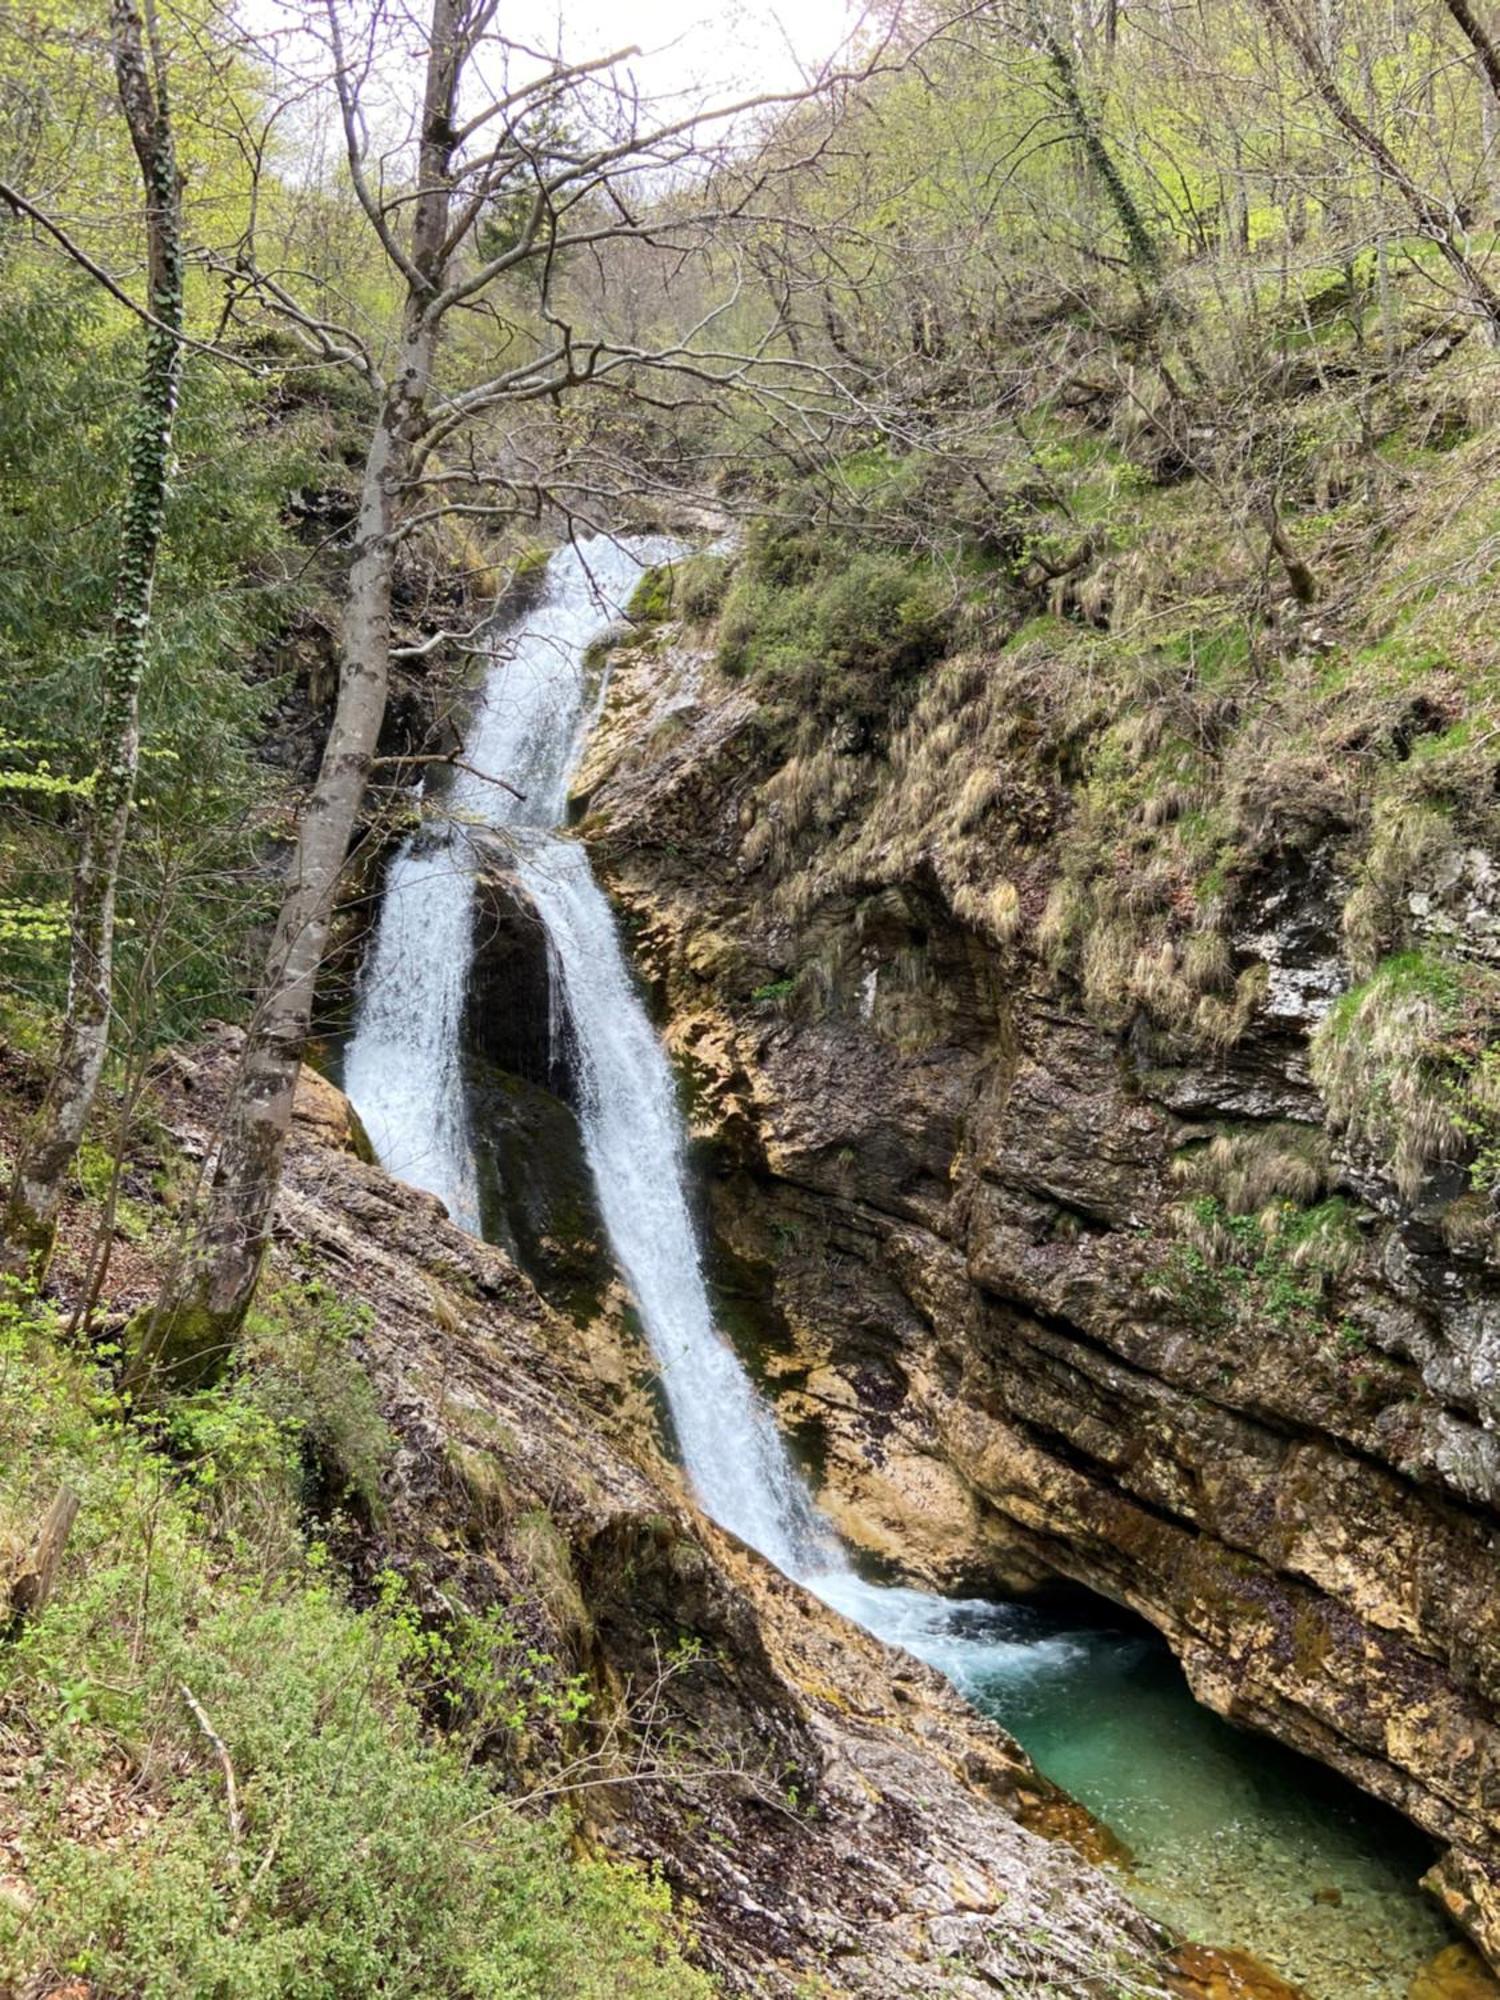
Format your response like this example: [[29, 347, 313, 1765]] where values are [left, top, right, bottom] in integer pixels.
[[1167, 1941, 1309, 1999], [292, 1064, 372, 1159], [573, 622, 1500, 1980], [1410, 1941, 1500, 1999]]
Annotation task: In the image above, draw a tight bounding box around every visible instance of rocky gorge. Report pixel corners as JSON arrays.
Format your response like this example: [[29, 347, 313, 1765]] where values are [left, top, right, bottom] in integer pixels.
[[161, 1036, 1183, 2000], [461, 573, 1500, 1988]]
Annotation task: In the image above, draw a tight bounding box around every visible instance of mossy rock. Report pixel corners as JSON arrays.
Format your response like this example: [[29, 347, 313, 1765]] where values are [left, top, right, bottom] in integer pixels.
[[463, 1055, 613, 1324]]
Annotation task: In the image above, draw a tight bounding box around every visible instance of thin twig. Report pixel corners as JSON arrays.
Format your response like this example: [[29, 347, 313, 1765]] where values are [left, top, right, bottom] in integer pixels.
[[179, 1682, 242, 1863], [0, 178, 260, 372], [370, 752, 525, 801], [228, 1822, 282, 1935]]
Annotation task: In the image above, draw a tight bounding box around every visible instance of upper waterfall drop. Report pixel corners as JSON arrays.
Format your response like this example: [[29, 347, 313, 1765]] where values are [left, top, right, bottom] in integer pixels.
[[342, 537, 670, 1233], [343, 537, 1075, 1655], [343, 533, 847, 1575]]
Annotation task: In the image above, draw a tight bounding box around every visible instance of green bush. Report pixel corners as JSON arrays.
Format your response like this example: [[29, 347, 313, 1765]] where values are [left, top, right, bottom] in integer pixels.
[[1150, 1193, 1362, 1336], [677, 552, 733, 621], [626, 552, 732, 626], [716, 542, 952, 729], [0, 1300, 713, 2000]]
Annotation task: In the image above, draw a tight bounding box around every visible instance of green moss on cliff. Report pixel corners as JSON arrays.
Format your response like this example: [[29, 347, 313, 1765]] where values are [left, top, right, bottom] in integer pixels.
[[1312, 952, 1500, 1199], [716, 347, 1500, 1203], [717, 529, 954, 731]]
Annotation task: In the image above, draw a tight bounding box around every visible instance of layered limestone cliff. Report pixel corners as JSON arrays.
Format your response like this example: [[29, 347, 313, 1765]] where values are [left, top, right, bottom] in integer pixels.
[[567, 616, 1500, 1971]]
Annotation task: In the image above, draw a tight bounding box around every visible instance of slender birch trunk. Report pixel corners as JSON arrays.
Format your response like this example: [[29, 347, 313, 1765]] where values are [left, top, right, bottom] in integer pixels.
[[1, 0, 182, 1283], [139, 0, 466, 1382]]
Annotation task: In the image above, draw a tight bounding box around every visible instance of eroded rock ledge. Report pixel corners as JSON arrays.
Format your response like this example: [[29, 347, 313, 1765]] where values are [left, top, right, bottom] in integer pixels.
[[571, 629, 1500, 1969]]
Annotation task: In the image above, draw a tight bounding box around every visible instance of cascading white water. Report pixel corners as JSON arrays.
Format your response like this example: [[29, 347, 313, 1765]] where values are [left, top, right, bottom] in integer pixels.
[[517, 841, 835, 1573], [342, 838, 483, 1231], [343, 537, 670, 1233], [346, 535, 1078, 1682], [342, 540, 1461, 1997]]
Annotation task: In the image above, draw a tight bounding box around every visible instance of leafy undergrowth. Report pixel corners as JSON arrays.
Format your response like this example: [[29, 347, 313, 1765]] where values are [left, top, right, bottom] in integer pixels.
[[0, 1282, 713, 2000]]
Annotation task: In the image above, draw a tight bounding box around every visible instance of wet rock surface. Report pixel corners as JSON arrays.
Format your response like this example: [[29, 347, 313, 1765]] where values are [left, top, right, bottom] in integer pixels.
[[1410, 1942, 1500, 1999], [1166, 1941, 1309, 1999], [574, 630, 1500, 1973], [162, 1031, 1171, 1998]]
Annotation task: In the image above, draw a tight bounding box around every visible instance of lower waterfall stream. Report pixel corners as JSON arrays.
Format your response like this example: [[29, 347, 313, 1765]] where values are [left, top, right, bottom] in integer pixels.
[[343, 538, 1454, 1998]]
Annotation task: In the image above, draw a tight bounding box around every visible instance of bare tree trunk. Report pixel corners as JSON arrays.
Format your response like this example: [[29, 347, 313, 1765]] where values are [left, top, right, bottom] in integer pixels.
[[4, 1487, 80, 1629], [139, 0, 468, 1384], [1440, 0, 1500, 111], [1, 0, 182, 1284]]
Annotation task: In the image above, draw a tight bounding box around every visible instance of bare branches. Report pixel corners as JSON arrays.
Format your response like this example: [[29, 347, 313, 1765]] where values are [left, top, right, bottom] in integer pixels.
[[371, 752, 525, 801], [179, 1681, 243, 1864], [1252, 0, 1500, 333], [0, 175, 258, 370], [1439, 0, 1500, 111], [322, 0, 426, 293]]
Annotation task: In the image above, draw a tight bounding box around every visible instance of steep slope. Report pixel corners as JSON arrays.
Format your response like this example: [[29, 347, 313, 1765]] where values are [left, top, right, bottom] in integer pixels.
[[0, 1025, 1180, 1999]]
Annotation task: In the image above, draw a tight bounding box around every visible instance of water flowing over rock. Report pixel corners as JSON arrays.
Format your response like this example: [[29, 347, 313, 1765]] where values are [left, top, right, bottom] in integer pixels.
[[344, 538, 674, 1231], [339, 542, 1483, 1994], [572, 614, 1500, 1981], [348, 539, 1126, 1675], [159, 1023, 1169, 1996]]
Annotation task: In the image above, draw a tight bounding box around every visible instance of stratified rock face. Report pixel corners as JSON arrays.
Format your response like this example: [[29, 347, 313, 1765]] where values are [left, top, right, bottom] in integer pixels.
[[574, 633, 1500, 1967], [163, 1030, 1168, 2000]]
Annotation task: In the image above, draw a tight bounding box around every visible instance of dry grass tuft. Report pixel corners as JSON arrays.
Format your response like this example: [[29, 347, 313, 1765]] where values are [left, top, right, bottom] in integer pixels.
[[1173, 1123, 1331, 1213], [1311, 953, 1473, 1197]]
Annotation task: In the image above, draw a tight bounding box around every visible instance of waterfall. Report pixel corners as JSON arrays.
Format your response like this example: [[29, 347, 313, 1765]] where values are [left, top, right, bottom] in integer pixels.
[[345, 537, 1078, 1681], [341, 544, 1463, 1997], [515, 839, 834, 1572], [342, 837, 483, 1231], [344, 537, 670, 1234]]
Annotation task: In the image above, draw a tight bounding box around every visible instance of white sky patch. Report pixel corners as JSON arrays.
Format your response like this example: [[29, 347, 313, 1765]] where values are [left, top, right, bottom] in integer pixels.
[[236, 0, 865, 129], [229, 0, 871, 202], [516, 0, 863, 99]]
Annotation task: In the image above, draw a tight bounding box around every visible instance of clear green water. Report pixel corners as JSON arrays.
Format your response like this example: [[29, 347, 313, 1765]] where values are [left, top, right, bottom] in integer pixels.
[[965, 1598, 1453, 1997]]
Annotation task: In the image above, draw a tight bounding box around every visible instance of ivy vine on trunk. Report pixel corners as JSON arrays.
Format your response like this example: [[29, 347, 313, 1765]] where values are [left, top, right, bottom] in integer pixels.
[[1, 0, 183, 1282], [136, 0, 471, 1384]]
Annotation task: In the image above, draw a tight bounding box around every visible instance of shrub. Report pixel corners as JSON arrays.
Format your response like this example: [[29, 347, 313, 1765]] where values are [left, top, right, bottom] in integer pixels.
[[627, 553, 733, 627], [1150, 1193, 1363, 1335], [716, 543, 953, 730], [677, 552, 732, 622], [0, 1304, 713, 2000]]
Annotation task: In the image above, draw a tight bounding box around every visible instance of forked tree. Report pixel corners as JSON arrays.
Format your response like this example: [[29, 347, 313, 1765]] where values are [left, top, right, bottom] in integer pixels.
[[137, 0, 913, 1380]]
